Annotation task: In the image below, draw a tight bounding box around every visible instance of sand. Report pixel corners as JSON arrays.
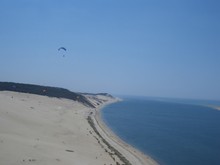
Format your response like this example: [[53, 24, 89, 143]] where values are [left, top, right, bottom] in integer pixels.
[[0, 91, 158, 165], [206, 105, 220, 111], [213, 106, 220, 111]]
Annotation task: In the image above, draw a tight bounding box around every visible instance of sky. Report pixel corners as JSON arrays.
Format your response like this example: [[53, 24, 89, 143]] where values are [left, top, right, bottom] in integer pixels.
[[0, 0, 220, 100]]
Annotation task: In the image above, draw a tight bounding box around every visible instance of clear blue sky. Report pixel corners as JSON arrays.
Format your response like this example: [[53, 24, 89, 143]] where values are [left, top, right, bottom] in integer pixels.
[[0, 0, 220, 100]]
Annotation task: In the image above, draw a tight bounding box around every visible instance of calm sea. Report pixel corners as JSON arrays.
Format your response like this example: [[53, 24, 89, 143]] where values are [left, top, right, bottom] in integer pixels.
[[101, 97, 220, 165]]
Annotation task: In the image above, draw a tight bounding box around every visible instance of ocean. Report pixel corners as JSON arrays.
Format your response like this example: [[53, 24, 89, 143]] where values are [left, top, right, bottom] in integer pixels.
[[101, 96, 220, 165]]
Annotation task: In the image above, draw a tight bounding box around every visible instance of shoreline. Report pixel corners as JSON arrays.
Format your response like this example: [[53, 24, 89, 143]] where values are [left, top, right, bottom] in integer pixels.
[[0, 91, 158, 165], [209, 105, 220, 111], [0, 91, 126, 165], [90, 99, 159, 165]]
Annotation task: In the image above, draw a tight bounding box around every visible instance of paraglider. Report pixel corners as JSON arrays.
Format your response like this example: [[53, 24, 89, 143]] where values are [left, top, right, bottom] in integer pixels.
[[58, 47, 67, 51], [58, 47, 67, 57]]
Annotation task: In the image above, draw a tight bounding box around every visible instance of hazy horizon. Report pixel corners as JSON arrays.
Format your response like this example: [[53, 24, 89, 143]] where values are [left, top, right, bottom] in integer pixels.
[[1, 0, 220, 100]]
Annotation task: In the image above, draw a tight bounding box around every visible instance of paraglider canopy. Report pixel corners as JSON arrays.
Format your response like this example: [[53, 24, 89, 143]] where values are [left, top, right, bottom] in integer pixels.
[[58, 47, 67, 51], [58, 47, 67, 57]]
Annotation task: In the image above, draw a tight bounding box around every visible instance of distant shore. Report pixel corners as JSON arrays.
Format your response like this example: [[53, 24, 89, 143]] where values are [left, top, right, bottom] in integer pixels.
[[216, 107, 220, 110], [0, 91, 158, 165], [206, 105, 220, 111], [212, 106, 220, 111]]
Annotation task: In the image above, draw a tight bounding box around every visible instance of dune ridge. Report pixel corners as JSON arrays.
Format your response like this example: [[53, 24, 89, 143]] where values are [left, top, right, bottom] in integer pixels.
[[0, 84, 158, 165]]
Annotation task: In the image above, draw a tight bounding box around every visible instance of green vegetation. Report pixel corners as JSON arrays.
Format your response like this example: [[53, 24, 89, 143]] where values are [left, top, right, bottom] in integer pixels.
[[0, 82, 95, 108]]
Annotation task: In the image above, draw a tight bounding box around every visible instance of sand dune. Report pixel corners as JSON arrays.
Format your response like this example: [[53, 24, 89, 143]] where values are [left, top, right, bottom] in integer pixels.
[[0, 91, 157, 165]]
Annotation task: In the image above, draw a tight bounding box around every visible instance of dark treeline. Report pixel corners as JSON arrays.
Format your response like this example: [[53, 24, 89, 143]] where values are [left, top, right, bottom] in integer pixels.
[[0, 82, 95, 108]]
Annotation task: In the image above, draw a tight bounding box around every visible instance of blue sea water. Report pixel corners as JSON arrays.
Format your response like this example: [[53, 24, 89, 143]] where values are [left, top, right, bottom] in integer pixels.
[[101, 97, 220, 165]]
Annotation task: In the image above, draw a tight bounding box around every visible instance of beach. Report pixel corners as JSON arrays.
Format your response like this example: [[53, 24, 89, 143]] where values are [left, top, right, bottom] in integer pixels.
[[0, 91, 157, 165], [212, 106, 220, 111]]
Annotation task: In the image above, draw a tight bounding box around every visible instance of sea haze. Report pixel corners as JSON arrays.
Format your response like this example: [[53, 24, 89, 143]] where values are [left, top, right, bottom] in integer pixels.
[[101, 97, 220, 165]]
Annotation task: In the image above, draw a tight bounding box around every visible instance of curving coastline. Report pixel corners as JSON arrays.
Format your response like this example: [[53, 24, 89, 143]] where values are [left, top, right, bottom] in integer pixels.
[[0, 89, 159, 165], [88, 99, 159, 165]]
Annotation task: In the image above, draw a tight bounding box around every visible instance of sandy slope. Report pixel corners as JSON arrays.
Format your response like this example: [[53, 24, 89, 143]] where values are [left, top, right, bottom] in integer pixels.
[[0, 91, 158, 165], [0, 91, 116, 165]]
